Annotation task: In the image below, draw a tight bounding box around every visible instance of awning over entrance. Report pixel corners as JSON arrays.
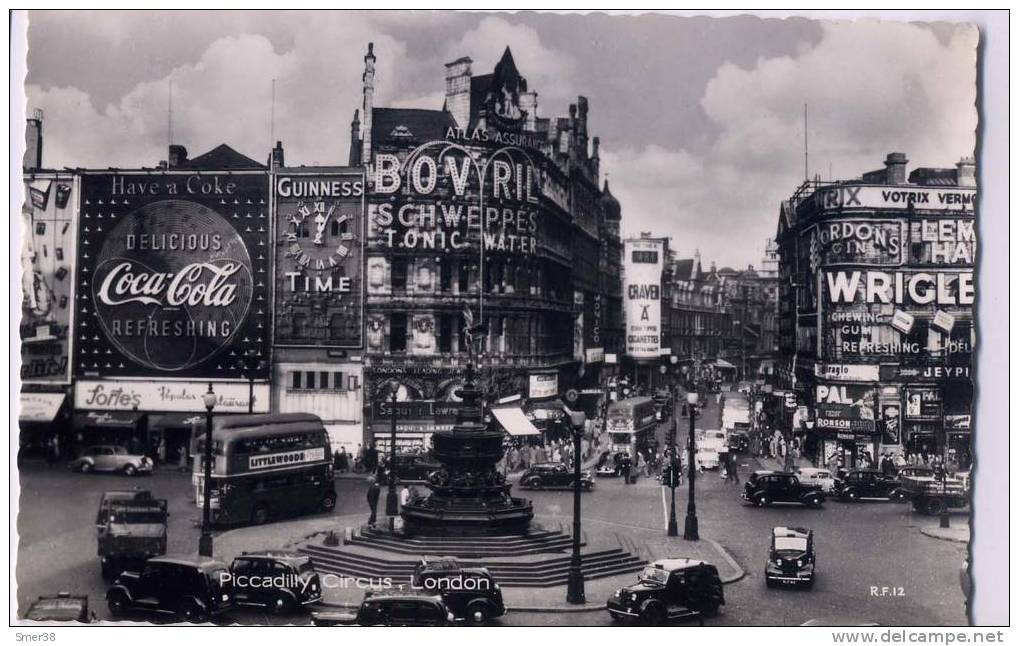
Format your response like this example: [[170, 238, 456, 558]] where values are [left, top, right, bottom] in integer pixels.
[[73, 411, 144, 429], [148, 412, 206, 431], [491, 406, 541, 436], [713, 358, 737, 370], [324, 423, 364, 454], [19, 392, 66, 423]]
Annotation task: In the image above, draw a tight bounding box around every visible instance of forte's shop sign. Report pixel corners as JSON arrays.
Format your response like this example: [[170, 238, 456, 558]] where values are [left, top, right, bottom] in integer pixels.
[[74, 172, 271, 379]]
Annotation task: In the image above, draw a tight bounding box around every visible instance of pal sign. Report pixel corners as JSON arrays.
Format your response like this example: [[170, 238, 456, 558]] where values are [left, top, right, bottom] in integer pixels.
[[624, 238, 664, 359]]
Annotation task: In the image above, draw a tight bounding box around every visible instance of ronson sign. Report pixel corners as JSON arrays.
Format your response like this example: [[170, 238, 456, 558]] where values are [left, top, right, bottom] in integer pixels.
[[624, 238, 664, 359], [75, 172, 271, 379]]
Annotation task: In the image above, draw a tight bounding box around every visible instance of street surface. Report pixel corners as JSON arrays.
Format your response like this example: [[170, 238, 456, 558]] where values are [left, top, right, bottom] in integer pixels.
[[16, 392, 968, 625]]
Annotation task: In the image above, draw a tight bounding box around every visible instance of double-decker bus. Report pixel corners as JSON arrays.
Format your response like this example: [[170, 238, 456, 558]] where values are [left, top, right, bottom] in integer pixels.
[[193, 413, 336, 526], [605, 397, 658, 453]]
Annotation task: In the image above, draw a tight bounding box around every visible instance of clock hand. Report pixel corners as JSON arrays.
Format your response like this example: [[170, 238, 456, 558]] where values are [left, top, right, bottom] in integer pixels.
[[313, 205, 336, 245]]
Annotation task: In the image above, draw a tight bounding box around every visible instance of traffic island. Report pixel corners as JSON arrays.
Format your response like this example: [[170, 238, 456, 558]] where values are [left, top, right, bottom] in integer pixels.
[[919, 522, 970, 544]]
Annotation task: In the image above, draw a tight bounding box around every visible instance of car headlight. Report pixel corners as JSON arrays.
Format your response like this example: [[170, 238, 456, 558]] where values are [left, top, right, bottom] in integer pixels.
[[796, 559, 803, 568], [494, 583, 500, 591], [776, 558, 783, 566], [222, 594, 229, 602], [630, 593, 638, 602]]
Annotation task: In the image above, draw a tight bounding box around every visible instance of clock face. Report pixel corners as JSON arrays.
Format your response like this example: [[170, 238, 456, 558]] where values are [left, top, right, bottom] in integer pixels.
[[282, 199, 358, 271]]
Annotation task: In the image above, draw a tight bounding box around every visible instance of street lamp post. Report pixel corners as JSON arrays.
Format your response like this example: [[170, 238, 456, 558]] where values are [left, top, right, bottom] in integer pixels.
[[198, 383, 217, 557], [940, 425, 950, 529], [566, 411, 586, 604], [684, 391, 700, 541], [386, 386, 399, 516], [667, 385, 679, 537]]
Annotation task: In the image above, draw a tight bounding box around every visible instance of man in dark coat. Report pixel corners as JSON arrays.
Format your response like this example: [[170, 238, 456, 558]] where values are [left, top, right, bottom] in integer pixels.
[[366, 477, 380, 527]]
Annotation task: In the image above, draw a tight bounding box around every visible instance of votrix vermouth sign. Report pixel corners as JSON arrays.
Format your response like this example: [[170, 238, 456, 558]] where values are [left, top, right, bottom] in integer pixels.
[[75, 172, 270, 379]]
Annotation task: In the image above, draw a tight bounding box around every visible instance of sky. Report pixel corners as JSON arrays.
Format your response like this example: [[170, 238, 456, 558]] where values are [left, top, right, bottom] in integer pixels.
[[23, 11, 978, 269]]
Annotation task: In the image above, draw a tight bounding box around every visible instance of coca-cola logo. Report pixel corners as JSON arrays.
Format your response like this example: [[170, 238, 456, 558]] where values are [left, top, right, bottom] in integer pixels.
[[91, 200, 253, 372]]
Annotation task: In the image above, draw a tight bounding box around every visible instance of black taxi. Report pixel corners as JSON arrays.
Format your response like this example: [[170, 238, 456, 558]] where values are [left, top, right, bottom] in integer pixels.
[[229, 550, 322, 614], [311, 590, 454, 627], [412, 558, 505, 623], [765, 526, 816, 588], [607, 559, 724, 624]]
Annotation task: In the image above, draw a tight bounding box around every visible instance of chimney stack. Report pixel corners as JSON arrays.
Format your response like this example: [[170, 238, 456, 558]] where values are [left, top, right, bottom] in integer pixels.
[[24, 108, 43, 171], [884, 152, 908, 184], [348, 109, 361, 166], [519, 90, 538, 132], [576, 96, 589, 154], [444, 56, 472, 130], [168, 144, 188, 168], [270, 141, 285, 170], [956, 156, 976, 188]]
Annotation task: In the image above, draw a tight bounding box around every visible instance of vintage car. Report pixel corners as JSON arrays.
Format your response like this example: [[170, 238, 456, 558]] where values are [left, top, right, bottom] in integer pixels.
[[311, 590, 454, 627], [411, 558, 505, 623], [595, 451, 630, 477], [229, 550, 322, 614], [727, 431, 751, 454], [519, 462, 594, 490], [106, 555, 233, 622], [765, 526, 816, 588], [96, 490, 168, 579], [607, 559, 724, 624], [24, 593, 94, 622], [742, 471, 825, 508], [391, 453, 442, 483], [794, 468, 838, 494], [695, 446, 720, 471], [834, 469, 902, 502], [70, 445, 153, 476]]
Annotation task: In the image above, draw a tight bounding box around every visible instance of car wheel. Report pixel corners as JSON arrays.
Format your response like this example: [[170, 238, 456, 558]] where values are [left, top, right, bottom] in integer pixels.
[[640, 601, 666, 625], [700, 601, 720, 617], [765, 577, 775, 589], [80, 462, 93, 474], [320, 492, 337, 512], [582, 481, 593, 491], [107, 590, 129, 617], [270, 593, 295, 615], [123, 464, 137, 477], [756, 494, 770, 507], [844, 489, 858, 502], [891, 490, 907, 503], [809, 495, 824, 508], [467, 600, 491, 624], [524, 477, 542, 490], [925, 498, 946, 516], [179, 598, 207, 623], [805, 576, 815, 588], [251, 504, 270, 525]]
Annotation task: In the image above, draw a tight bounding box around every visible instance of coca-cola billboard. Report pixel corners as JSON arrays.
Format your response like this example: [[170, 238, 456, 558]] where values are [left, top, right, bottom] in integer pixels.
[[75, 172, 270, 379]]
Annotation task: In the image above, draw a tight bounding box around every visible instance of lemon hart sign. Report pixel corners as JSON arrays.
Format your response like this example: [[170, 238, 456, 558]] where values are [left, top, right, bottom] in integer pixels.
[[74, 172, 271, 379]]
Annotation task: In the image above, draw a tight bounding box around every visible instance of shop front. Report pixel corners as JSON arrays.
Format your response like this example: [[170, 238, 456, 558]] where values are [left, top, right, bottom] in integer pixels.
[[18, 391, 71, 459], [814, 381, 879, 469]]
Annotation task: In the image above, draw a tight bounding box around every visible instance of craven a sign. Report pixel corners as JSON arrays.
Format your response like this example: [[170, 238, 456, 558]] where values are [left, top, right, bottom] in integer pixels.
[[624, 238, 664, 359], [75, 172, 270, 379]]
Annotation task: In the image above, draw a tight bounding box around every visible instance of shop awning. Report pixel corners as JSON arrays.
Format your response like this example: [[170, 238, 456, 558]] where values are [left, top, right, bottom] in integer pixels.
[[19, 392, 66, 423], [714, 359, 737, 370], [148, 412, 206, 431], [324, 423, 364, 453], [73, 411, 144, 429], [491, 407, 541, 436]]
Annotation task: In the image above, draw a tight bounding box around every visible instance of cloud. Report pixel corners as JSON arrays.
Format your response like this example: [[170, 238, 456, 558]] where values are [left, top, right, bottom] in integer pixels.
[[602, 19, 977, 268]]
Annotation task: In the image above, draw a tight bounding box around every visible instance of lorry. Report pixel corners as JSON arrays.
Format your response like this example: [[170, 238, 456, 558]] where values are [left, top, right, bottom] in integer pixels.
[[96, 490, 168, 579], [897, 475, 968, 515]]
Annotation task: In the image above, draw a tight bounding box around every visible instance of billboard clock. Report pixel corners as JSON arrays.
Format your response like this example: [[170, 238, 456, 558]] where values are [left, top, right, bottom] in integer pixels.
[[283, 200, 357, 281]]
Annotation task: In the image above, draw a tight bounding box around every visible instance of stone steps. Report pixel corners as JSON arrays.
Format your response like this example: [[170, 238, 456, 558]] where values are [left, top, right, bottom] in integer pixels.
[[300, 543, 645, 588]]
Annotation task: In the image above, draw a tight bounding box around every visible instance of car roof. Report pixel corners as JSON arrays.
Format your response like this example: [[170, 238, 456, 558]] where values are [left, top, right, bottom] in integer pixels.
[[796, 467, 829, 474], [239, 550, 310, 563], [149, 554, 228, 570], [649, 558, 709, 572], [773, 526, 812, 538], [364, 590, 445, 603], [848, 469, 883, 475], [533, 462, 565, 467]]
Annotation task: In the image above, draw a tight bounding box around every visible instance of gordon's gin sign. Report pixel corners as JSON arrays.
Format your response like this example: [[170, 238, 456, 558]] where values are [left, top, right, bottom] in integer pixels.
[[76, 173, 270, 378]]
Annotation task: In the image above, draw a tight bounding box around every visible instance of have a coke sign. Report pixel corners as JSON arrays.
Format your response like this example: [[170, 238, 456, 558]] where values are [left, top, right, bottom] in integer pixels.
[[76, 172, 270, 378]]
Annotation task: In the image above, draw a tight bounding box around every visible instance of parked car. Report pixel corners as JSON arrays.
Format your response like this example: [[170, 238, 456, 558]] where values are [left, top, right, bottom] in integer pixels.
[[311, 591, 454, 626], [96, 490, 168, 579], [765, 527, 816, 588], [519, 462, 594, 490], [794, 468, 838, 495], [229, 550, 322, 614], [106, 555, 234, 622], [835, 470, 902, 502], [411, 558, 505, 623], [24, 593, 94, 622], [607, 559, 724, 624], [742, 471, 825, 508], [391, 453, 442, 483], [70, 445, 153, 476], [899, 475, 968, 515]]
